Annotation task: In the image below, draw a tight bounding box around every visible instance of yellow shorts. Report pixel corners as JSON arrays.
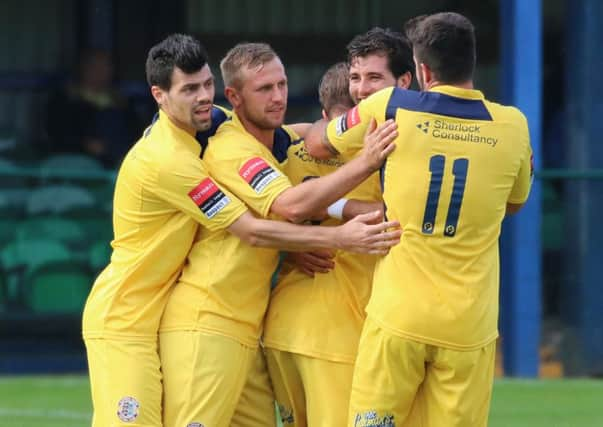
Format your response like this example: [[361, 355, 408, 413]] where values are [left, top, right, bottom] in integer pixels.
[[349, 317, 496, 427], [265, 348, 353, 427], [84, 337, 162, 427], [160, 331, 276, 427], [232, 344, 277, 427]]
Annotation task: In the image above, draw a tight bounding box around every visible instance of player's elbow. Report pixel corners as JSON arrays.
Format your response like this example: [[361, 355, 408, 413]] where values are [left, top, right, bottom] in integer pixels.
[[271, 200, 308, 223], [242, 233, 261, 247], [506, 202, 525, 215], [280, 205, 308, 223], [227, 212, 262, 247], [305, 141, 332, 159], [235, 224, 263, 247]]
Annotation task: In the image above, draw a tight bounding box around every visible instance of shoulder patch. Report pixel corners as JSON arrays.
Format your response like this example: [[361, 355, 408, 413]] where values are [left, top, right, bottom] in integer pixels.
[[188, 178, 231, 219], [239, 157, 280, 193], [335, 105, 361, 136]]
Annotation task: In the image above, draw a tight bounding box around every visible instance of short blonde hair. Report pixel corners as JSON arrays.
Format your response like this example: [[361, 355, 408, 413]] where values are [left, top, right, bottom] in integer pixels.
[[220, 42, 278, 89], [318, 62, 354, 117]]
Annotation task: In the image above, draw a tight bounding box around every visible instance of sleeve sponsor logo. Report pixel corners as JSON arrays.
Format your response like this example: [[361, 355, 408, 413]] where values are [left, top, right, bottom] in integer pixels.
[[188, 178, 231, 219], [335, 105, 361, 136], [239, 157, 281, 194]]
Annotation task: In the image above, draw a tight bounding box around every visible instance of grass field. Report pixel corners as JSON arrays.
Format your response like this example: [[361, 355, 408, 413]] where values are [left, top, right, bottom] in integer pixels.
[[0, 376, 601, 426]]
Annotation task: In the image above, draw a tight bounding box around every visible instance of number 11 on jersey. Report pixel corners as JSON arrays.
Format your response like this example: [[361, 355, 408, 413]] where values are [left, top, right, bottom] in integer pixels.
[[422, 155, 469, 237]]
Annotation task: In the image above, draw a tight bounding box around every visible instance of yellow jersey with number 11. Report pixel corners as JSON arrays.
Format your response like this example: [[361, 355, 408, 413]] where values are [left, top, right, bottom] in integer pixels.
[[325, 85, 533, 351]]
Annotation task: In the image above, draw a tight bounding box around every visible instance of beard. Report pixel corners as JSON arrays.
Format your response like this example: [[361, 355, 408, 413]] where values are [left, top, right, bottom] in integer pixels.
[[192, 115, 212, 132], [191, 103, 213, 132]]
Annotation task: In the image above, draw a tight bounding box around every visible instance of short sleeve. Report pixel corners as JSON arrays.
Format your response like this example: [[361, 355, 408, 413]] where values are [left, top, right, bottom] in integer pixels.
[[206, 147, 292, 218], [154, 153, 247, 231], [326, 87, 393, 158], [508, 114, 533, 204]]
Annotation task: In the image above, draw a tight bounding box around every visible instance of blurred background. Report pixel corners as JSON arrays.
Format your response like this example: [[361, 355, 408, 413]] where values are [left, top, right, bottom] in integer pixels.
[[0, 0, 601, 385]]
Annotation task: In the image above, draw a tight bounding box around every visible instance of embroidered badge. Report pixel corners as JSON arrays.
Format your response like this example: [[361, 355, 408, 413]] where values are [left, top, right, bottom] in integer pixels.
[[117, 396, 140, 422]]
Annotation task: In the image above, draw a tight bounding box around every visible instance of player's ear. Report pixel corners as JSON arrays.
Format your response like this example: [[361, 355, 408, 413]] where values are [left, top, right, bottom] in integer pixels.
[[321, 109, 328, 120], [420, 63, 432, 86], [224, 86, 241, 108], [150, 85, 165, 106], [397, 71, 413, 90]]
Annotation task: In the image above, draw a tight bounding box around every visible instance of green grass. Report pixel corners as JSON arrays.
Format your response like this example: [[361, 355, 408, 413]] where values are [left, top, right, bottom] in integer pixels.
[[0, 376, 601, 426], [0, 376, 91, 427], [489, 379, 603, 427]]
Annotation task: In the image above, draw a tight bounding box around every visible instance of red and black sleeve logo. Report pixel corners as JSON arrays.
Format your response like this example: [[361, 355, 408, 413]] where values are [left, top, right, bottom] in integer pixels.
[[239, 157, 280, 193], [335, 105, 361, 136], [188, 178, 231, 219]]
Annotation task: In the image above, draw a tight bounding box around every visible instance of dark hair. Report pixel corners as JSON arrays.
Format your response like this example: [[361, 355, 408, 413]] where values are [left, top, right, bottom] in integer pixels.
[[346, 27, 414, 79], [405, 12, 476, 84], [318, 62, 354, 116], [145, 34, 209, 90]]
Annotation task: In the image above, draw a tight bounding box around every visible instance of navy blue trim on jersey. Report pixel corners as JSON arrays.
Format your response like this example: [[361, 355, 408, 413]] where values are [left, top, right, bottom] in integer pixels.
[[385, 88, 493, 121], [197, 107, 230, 158], [143, 112, 160, 137], [272, 127, 298, 163], [379, 158, 389, 220]]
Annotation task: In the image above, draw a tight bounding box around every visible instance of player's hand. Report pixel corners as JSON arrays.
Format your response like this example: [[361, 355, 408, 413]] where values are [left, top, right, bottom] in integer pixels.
[[360, 118, 398, 171], [289, 250, 335, 277], [336, 210, 401, 254]]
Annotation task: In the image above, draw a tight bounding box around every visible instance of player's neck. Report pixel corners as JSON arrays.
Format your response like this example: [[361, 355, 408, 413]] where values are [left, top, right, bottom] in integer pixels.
[[238, 114, 275, 149], [427, 80, 474, 90]]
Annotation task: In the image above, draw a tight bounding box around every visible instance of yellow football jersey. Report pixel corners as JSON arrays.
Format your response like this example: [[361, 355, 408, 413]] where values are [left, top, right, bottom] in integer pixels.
[[82, 109, 247, 340], [159, 113, 296, 347], [325, 86, 533, 350], [263, 140, 381, 363]]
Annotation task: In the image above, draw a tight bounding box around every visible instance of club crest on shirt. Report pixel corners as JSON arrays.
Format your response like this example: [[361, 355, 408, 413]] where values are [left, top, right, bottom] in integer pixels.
[[336, 105, 361, 136], [239, 157, 280, 194], [188, 178, 231, 219], [353, 410, 395, 427], [117, 396, 140, 422]]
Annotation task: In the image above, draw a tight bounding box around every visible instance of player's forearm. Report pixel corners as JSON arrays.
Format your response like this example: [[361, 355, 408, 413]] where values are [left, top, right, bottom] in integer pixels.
[[304, 119, 334, 159], [230, 212, 339, 251], [271, 155, 375, 223], [287, 122, 312, 138], [229, 211, 401, 254], [342, 200, 384, 222]]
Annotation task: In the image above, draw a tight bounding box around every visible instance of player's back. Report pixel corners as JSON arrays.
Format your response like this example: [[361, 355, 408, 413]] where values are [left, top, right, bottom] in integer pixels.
[[364, 86, 532, 350]]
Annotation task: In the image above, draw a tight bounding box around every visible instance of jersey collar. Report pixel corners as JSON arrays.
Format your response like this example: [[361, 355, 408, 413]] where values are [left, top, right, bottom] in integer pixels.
[[157, 110, 201, 155], [428, 85, 485, 100]]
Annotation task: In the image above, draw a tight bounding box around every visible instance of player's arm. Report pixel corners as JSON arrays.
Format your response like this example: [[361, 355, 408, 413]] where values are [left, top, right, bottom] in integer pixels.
[[506, 202, 525, 215], [286, 200, 384, 276], [506, 115, 534, 216], [228, 210, 400, 254], [304, 118, 338, 159], [270, 121, 396, 223], [305, 89, 396, 159], [341, 200, 385, 222], [286, 250, 335, 277], [287, 122, 312, 138], [155, 154, 400, 253]]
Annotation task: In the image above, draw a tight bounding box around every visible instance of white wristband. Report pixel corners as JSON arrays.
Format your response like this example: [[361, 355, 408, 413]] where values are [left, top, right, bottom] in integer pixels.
[[327, 198, 348, 220]]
